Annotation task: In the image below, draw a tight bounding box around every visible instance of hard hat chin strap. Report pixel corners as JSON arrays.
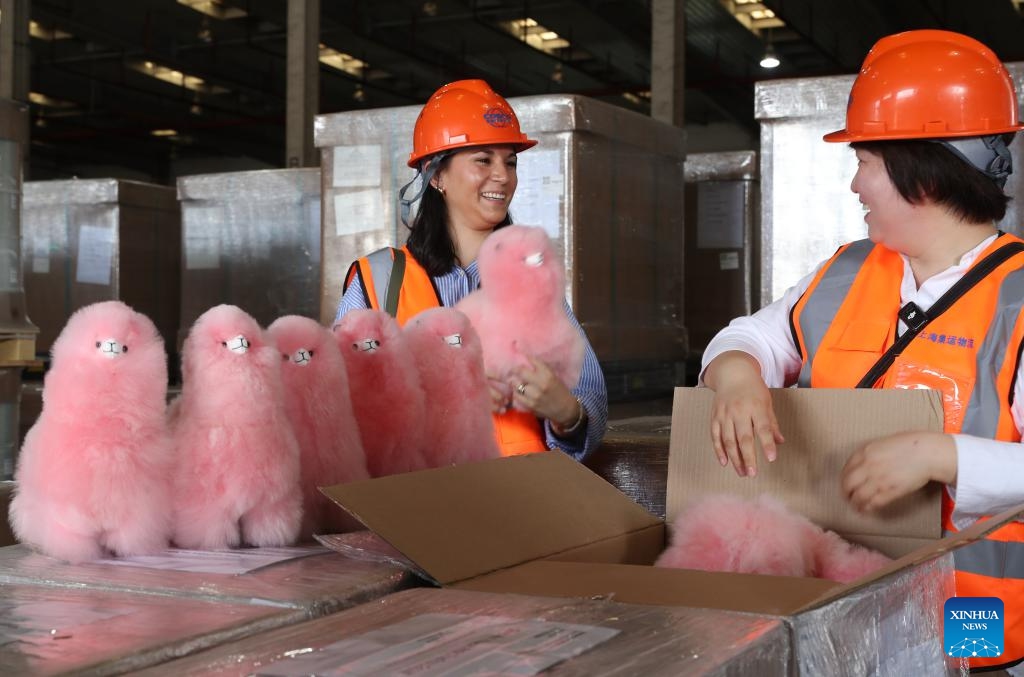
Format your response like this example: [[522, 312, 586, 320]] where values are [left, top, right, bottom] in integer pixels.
[[935, 134, 1015, 189], [398, 152, 450, 228]]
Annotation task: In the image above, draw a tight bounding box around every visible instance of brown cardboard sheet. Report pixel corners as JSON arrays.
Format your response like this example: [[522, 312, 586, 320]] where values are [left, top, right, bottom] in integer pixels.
[[667, 387, 944, 553]]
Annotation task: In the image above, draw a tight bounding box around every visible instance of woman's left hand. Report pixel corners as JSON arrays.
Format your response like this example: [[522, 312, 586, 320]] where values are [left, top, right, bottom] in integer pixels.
[[841, 431, 957, 512], [508, 357, 579, 428]]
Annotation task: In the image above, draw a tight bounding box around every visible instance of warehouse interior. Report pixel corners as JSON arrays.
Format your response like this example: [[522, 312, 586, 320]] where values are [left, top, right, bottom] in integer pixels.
[[21, 0, 1024, 181], [1, 1, 1024, 674]]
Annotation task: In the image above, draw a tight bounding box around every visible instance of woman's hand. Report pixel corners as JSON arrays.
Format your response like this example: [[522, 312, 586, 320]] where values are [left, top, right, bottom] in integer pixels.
[[703, 351, 784, 478], [508, 358, 580, 431], [488, 377, 512, 414], [841, 431, 957, 512]]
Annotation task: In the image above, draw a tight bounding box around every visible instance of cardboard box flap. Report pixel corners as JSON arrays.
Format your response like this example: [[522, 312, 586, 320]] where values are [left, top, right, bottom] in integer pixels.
[[797, 503, 1024, 613], [320, 451, 662, 586], [667, 388, 944, 540]]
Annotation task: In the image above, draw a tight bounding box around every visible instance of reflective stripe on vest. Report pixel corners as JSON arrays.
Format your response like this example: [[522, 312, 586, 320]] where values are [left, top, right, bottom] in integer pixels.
[[795, 239, 876, 388], [944, 532, 1024, 579], [354, 247, 548, 456], [963, 267, 1024, 437], [366, 248, 397, 314]]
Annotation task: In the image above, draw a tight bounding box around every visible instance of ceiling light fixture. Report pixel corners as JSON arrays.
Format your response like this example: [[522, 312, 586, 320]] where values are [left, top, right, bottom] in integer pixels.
[[760, 43, 780, 69], [177, 0, 246, 20]]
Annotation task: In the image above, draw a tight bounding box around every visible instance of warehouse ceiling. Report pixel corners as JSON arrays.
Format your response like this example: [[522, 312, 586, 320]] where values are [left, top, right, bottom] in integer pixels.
[[24, 0, 1024, 181]]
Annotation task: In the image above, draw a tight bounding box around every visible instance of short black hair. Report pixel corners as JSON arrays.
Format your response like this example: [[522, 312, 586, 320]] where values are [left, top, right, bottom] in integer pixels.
[[850, 138, 1011, 224], [404, 156, 513, 277]]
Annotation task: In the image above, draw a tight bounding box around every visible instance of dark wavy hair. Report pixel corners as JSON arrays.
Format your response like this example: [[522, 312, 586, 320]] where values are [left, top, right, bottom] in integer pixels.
[[404, 155, 513, 277], [850, 138, 1012, 224]]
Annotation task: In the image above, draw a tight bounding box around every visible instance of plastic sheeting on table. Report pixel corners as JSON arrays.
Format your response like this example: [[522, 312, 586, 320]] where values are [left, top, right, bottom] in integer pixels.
[[0, 542, 416, 617], [134, 587, 791, 676], [0, 581, 300, 676]]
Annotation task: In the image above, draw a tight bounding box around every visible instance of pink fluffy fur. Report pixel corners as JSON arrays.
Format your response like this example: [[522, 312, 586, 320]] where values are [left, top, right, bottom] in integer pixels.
[[332, 309, 427, 476], [655, 494, 891, 583], [455, 225, 585, 409], [10, 301, 174, 563], [403, 307, 501, 466], [814, 529, 894, 583], [267, 315, 369, 539], [172, 304, 302, 549]]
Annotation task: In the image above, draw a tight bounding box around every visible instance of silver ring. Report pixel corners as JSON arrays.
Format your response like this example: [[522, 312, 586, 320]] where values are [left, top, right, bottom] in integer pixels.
[[516, 382, 527, 396]]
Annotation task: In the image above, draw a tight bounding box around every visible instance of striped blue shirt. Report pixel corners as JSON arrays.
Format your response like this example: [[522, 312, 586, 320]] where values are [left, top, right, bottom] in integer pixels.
[[336, 258, 608, 461]]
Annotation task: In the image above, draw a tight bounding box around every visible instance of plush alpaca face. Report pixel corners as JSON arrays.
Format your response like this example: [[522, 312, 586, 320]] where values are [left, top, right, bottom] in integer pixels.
[[268, 315, 335, 369], [407, 308, 479, 354], [332, 309, 400, 359], [477, 225, 562, 302], [46, 301, 166, 408], [52, 301, 162, 370], [182, 304, 274, 382]]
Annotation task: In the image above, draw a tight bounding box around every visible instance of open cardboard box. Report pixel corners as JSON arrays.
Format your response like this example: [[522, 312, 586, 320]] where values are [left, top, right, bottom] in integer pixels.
[[321, 387, 1024, 637]]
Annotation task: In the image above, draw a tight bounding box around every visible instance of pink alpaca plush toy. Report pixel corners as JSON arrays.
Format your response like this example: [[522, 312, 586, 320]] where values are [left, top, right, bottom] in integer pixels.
[[10, 301, 174, 563], [267, 315, 369, 539], [172, 305, 302, 549], [655, 494, 891, 583], [814, 529, 893, 583], [403, 307, 501, 466], [332, 309, 427, 476], [455, 225, 584, 408]]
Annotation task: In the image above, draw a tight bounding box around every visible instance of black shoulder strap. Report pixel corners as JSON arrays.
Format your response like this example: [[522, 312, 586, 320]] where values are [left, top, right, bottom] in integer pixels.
[[857, 239, 1024, 388]]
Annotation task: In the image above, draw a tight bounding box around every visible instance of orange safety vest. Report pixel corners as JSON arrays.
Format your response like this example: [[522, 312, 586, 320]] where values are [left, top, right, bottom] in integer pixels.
[[345, 246, 548, 457], [790, 235, 1024, 670]]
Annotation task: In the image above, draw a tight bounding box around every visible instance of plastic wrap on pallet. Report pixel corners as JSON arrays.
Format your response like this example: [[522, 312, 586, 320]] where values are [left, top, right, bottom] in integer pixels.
[[755, 62, 1024, 308], [585, 422, 670, 519], [791, 553, 956, 676], [683, 150, 758, 352], [21, 178, 180, 355], [684, 151, 758, 182], [315, 94, 688, 374], [177, 168, 321, 339], [0, 543, 415, 617], [133, 587, 790, 676], [0, 580, 302, 675]]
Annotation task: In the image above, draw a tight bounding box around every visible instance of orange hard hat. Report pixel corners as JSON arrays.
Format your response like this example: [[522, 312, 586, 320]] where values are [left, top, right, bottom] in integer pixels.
[[824, 30, 1024, 143], [407, 79, 537, 168]]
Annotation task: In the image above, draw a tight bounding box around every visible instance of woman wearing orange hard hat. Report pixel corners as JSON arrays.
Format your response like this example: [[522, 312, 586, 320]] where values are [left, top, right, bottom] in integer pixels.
[[701, 30, 1024, 671], [335, 79, 607, 461]]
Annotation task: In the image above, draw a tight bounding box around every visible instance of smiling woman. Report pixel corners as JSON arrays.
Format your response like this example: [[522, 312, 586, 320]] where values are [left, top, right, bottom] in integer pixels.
[[699, 29, 1024, 672], [334, 79, 608, 464]]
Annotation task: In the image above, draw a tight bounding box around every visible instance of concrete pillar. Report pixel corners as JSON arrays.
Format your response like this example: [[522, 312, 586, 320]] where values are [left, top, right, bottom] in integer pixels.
[[0, 0, 31, 102], [650, 0, 685, 128], [286, 0, 320, 167]]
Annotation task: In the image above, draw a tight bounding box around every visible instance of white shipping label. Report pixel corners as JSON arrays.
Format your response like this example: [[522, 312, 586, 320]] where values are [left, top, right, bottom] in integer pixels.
[[75, 226, 115, 286], [96, 545, 330, 575], [719, 251, 740, 270], [332, 145, 383, 188], [512, 149, 564, 239], [31, 236, 50, 274], [334, 191, 382, 236]]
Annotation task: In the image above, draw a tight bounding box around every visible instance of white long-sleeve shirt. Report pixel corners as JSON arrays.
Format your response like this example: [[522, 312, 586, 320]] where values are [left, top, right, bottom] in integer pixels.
[[701, 234, 1024, 528]]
